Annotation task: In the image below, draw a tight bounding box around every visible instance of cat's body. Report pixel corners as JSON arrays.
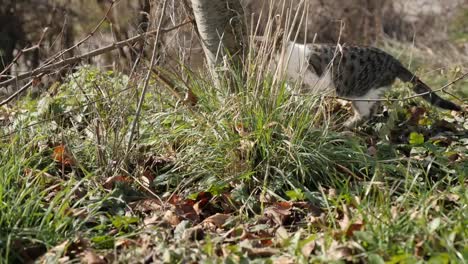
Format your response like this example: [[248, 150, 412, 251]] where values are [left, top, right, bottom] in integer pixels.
[[278, 42, 462, 127]]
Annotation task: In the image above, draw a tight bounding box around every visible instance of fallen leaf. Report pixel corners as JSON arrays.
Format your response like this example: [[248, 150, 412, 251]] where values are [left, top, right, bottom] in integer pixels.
[[12, 240, 46, 263], [130, 198, 163, 213], [408, 106, 426, 125], [368, 145, 377, 156], [144, 214, 161, 226], [275, 226, 289, 241], [175, 203, 199, 223], [167, 194, 182, 205], [326, 241, 353, 261], [52, 144, 75, 166], [246, 247, 280, 258], [301, 239, 316, 257], [41, 238, 89, 261], [202, 213, 231, 229], [115, 239, 134, 249], [445, 193, 460, 202], [163, 210, 181, 226], [82, 250, 106, 264], [414, 239, 425, 257], [273, 256, 295, 264], [183, 88, 198, 106], [140, 170, 155, 188], [103, 175, 132, 189], [346, 220, 365, 237], [338, 205, 365, 237], [264, 202, 292, 226]]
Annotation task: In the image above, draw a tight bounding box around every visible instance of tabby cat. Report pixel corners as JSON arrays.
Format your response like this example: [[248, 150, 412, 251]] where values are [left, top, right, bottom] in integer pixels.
[[278, 42, 462, 127]]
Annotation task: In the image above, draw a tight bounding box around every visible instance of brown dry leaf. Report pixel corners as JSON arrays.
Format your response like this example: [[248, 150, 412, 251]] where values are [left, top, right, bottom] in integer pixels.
[[163, 210, 181, 226], [246, 247, 280, 258], [130, 198, 163, 213], [41, 238, 89, 262], [445, 193, 460, 202], [32, 76, 42, 87], [447, 153, 460, 163], [326, 241, 353, 261], [328, 188, 337, 199], [140, 170, 155, 188], [144, 214, 161, 226], [103, 175, 132, 189], [346, 220, 365, 237], [414, 239, 425, 257], [52, 144, 75, 166], [301, 240, 316, 257], [175, 203, 200, 223], [264, 202, 292, 226], [13, 240, 46, 263], [82, 250, 106, 264], [235, 122, 250, 137], [273, 256, 295, 264], [338, 205, 365, 237], [367, 146, 377, 157], [115, 239, 134, 249], [202, 213, 231, 229], [167, 194, 183, 205], [183, 88, 198, 106], [408, 106, 426, 125]]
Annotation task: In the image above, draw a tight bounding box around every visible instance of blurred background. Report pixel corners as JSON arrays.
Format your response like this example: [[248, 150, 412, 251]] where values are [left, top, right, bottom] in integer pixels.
[[1, 0, 467, 92]]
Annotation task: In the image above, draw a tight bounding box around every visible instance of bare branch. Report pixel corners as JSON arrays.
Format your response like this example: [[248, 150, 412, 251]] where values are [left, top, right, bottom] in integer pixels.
[[127, 0, 169, 153], [0, 28, 49, 78], [0, 19, 193, 96]]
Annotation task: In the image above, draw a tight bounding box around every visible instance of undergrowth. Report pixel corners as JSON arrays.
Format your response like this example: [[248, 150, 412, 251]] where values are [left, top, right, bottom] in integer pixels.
[[0, 41, 466, 262]]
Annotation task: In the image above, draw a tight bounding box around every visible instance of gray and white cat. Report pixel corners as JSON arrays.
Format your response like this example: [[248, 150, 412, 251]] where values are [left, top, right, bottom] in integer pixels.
[[277, 42, 462, 127]]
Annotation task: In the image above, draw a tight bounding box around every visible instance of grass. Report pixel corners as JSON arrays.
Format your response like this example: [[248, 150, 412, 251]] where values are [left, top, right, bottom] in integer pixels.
[[0, 39, 467, 263]]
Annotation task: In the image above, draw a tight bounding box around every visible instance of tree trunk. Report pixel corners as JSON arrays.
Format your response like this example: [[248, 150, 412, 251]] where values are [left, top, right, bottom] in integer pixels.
[[190, 0, 247, 71]]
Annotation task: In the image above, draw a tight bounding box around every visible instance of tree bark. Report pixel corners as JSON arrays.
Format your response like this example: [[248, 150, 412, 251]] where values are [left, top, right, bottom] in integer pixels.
[[190, 0, 247, 71]]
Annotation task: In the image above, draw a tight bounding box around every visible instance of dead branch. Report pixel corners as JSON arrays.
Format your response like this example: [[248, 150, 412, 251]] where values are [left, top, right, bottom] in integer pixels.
[[0, 28, 49, 78], [0, 19, 193, 103], [127, 0, 169, 153]]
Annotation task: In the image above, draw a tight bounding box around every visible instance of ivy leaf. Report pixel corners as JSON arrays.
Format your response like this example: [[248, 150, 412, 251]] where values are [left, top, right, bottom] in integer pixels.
[[409, 132, 425, 145], [286, 189, 305, 201]]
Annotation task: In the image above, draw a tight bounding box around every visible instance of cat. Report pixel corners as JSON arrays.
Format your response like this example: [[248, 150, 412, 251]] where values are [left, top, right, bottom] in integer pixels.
[[276, 41, 462, 127]]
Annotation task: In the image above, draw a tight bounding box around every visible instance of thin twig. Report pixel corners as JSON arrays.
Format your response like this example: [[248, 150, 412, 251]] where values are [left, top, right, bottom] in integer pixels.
[[0, 19, 193, 103], [42, 1, 116, 67], [126, 0, 169, 153], [0, 28, 49, 78], [0, 77, 42, 106], [1, 82, 136, 140]]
